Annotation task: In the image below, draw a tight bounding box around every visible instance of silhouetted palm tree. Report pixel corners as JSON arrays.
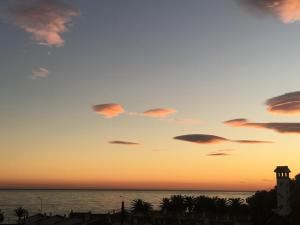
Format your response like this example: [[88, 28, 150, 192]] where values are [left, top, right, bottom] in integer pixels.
[[214, 197, 228, 214], [0, 209, 4, 223], [228, 198, 248, 216], [290, 181, 300, 222], [184, 196, 195, 214], [169, 195, 186, 215], [160, 198, 171, 214], [131, 199, 153, 215], [229, 197, 244, 206], [247, 190, 276, 225], [193, 196, 215, 215], [14, 207, 27, 224]]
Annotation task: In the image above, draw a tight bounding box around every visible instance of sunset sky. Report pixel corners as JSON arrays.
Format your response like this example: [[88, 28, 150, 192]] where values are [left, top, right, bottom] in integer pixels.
[[1, 0, 300, 191]]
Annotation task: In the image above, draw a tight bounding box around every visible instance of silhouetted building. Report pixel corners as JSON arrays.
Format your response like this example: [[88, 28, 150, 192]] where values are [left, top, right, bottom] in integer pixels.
[[295, 173, 300, 185], [274, 166, 291, 216]]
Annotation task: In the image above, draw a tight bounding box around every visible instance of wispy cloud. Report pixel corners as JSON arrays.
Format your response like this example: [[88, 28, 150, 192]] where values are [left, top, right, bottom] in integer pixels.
[[207, 152, 230, 157], [93, 104, 125, 118], [173, 134, 271, 144], [158, 118, 201, 125], [173, 118, 201, 125], [31, 67, 49, 80], [224, 118, 300, 134], [10, 0, 79, 47], [224, 118, 248, 126], [143, 108, 177, 118], [265, 91, 300, 115], [109, 141, 140, 145], [234, 140, 272, 144], [206, 149, 234, 157], [238, 0, 300, 23]]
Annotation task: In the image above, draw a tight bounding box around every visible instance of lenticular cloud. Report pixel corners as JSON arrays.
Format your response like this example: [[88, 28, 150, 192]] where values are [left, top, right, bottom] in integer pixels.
[[10, 0, 79, 47], [265, 91, 300, 115], [143, 108, 177, 117], [224, 118, 300, 134], [174, 134, 228, 144], [109, 141, 140, 145], [31, 67, 49, 80], [207, 152, 230, 157], [93, 104, 125, 118], [240, 0, 300, 23], [173, 134, 271, 144]]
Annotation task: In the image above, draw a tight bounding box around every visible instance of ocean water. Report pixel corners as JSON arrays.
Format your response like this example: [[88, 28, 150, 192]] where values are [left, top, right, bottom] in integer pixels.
[[0, 190, 254, 223]]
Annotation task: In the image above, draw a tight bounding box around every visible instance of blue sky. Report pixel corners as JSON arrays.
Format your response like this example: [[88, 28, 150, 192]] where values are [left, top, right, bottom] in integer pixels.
[[1, 0, 300, 190]]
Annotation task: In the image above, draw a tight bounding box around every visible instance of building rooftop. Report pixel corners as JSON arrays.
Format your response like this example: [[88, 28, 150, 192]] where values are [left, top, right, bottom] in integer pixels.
[[274, 166, 291, 173]]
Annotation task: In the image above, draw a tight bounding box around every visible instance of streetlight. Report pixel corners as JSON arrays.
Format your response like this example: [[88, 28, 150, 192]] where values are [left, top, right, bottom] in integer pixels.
[[120, 195, 124, 225]]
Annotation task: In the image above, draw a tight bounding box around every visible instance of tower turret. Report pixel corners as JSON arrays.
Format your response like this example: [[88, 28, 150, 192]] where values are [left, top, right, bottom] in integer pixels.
[[295, 173, 300, 185], [274, 166, 291, 216]]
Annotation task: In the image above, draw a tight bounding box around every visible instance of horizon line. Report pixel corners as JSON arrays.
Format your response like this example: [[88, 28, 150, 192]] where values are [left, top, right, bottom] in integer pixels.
[[0, 188, 256, 192]]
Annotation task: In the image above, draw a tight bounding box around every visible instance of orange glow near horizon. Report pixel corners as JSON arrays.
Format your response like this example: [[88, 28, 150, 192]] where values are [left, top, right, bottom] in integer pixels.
[[2, 1, 300, 193], [0, 179, 274, 191], [2, 130, 300, 191]]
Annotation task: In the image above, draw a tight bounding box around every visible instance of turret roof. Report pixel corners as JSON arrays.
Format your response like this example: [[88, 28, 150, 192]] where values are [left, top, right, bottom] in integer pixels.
[[274, 166, 291, 173]]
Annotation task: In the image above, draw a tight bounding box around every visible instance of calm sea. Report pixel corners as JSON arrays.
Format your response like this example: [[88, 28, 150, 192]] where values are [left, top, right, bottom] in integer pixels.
[[0, 190, 254, 223]]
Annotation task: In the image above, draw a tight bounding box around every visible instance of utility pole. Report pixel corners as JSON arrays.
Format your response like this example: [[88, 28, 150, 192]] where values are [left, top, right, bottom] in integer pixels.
[[121, 201, 125, 225]]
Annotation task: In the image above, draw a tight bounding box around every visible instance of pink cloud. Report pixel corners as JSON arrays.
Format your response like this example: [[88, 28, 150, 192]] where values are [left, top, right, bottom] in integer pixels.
[[31, 67, 49, 80], [223, 118, 248, 126], [93, 104, 125, 118], [224, 119, 250, 127], [224, 118, 300, 134], [275, 0, 300, 23], [143, 108, 177, 118], [240, 0, 300, 23], [10, 0, 79, 47], [265, 91, 300, 115]]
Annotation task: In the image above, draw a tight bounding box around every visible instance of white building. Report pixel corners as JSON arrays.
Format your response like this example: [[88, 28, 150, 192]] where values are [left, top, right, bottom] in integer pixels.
[[274, 166, 291, 216]]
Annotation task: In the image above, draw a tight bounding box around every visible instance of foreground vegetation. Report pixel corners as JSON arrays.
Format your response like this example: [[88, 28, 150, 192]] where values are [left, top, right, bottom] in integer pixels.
[[131, 195, 249, 216], [129, 180, 300, 225], [0, 207, 28, 224], [0, 210, 4, 223], [1, 180, 300, 225]]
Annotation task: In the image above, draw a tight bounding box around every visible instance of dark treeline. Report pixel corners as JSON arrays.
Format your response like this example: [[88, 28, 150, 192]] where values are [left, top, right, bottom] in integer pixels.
[[130, 179, 300, 225], [131, 195, 252, 222], [159, 195, 248, 216]]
